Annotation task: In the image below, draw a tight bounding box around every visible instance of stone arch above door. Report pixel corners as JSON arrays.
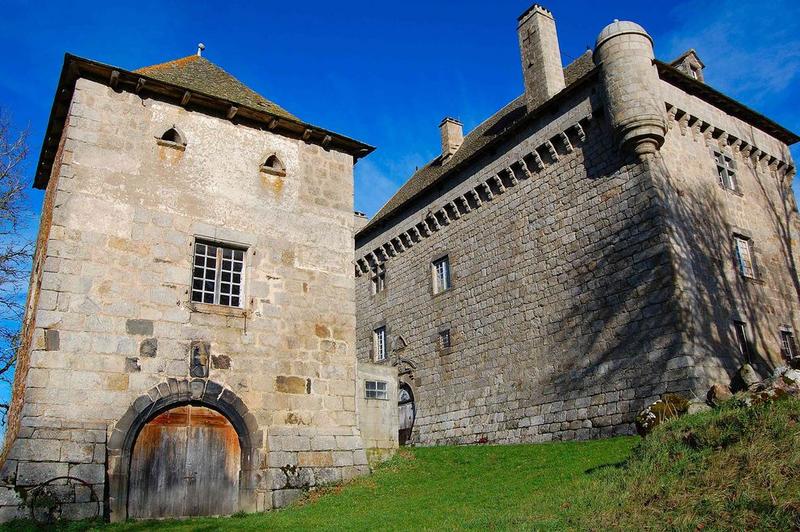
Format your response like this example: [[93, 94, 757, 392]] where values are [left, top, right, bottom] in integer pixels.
[[106, 378, 262, 522]]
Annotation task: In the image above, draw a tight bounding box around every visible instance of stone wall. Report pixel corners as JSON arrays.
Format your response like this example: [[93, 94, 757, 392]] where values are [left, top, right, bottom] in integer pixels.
[[656, 79, 800, 387], [356, 362, 398, 463], [0, 77, 368, 521], [355, 83, 692, 445]]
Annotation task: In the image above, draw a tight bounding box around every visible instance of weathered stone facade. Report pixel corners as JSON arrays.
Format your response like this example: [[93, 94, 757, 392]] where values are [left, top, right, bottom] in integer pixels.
[[0, 55, 375, 521], [355, 9, 799, 446]]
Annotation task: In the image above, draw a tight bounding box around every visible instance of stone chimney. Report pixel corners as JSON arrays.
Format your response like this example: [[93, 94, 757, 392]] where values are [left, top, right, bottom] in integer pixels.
[[517, 4, 565, 110], [353, 211, 369, 234], [439, 117, 463, 160]]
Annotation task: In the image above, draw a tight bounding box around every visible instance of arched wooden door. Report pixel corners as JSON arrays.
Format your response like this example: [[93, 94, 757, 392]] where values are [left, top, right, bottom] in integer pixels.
[[128, 405, 241, 519], [398, 385, 415, 446]]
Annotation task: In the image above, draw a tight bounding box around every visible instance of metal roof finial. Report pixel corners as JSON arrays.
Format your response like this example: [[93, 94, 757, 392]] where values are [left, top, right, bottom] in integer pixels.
[[196, 43, 205, 57]]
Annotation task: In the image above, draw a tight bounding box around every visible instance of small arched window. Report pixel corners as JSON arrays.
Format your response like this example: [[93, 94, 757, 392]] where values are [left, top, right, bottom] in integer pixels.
[[260, 154, 286, 177], [156, 126, 186, 149]]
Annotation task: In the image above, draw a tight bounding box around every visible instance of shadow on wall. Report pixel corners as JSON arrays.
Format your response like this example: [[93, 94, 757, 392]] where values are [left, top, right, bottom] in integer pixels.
[[535, 119, 799, 424], [656, 153, 799, 379], [536, 120, 683, 424]]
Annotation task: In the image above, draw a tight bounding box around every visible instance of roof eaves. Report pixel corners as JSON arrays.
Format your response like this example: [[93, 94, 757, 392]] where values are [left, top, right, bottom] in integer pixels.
[[656, 60, 799, 145], [34, 54, 375, 189], [356, 65, 599, 241]]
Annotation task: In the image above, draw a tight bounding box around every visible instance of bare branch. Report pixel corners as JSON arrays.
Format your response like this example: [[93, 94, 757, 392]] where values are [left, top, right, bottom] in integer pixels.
[[0, 109, 32, 426]]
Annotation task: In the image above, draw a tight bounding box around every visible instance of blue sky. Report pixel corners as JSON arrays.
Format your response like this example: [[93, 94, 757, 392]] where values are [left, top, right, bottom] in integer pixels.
[[1, 0, 798, 220], [0, 0, 798, 413]]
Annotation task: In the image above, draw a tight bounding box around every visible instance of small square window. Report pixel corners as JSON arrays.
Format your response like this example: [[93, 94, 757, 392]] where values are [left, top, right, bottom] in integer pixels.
[[365, 380, 388, 400], [371, 264, 386, 294], [432, 256, 451, 294], [780, 329, 796, 360], [438, 329, 451, 349], [714, 151, 738, 192], [373, 326, 387, 361], [734, 321, 751, 363], [734, 236, 755, 279], [191, 240, 246, 307]]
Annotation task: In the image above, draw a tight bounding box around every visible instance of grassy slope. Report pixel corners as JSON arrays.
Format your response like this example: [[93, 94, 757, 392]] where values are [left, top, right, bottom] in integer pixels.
[[5, 437, 636, 532], [583, 397, 800, 531], [5, 398, 798, 531]]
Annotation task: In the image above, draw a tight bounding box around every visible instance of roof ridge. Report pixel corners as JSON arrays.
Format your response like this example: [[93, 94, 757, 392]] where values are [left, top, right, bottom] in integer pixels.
[[358, 51, 597, 235], [132, 53, 300, 121], [134, 54, 202, 74]]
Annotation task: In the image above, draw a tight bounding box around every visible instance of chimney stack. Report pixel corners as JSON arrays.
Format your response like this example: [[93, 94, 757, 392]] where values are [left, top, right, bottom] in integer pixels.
[[517, 4, 565, 110], [439, 117, 463, 160]]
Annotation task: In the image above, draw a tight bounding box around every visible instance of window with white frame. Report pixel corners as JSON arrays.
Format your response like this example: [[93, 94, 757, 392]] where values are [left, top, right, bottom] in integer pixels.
[[714, 151, 738, 192], [733, 321, 751, 363], [373, 326, 387, 361], [734, 236, 755, 278], [780, 329, 796, 360], [371, 264, 386, 294], [432, 256, 451, 294], [191, 240, 246, 307], [365, 380, 388, 400]]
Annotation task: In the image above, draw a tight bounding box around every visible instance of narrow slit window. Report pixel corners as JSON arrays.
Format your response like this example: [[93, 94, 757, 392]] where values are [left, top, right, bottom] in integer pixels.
[[373, 326, 387, 361], [191, 240, 245, 307], [780, 329, 796, 360], [365, 380, 388, 400], [734, 236, 755, 278], [734, 321, 751, 363], [371, 264, 386, 294], [439, 329, 451, 349], [432, 256, 451, 294]]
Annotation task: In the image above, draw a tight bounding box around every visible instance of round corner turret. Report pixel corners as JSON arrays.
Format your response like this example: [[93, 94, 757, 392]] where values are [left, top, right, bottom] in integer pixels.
[[594, 19, 666, 159], [595, 20, 651, 50]]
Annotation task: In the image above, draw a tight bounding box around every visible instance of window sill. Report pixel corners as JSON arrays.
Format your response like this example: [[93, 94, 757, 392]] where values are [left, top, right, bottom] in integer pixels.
[[260, 166, 287, 178], [365, 396, 390, 401], [740, 274, 765, 285], [432, 287, 452, 299], [156, 138, 186, 151], [188, 301, 249, 318]]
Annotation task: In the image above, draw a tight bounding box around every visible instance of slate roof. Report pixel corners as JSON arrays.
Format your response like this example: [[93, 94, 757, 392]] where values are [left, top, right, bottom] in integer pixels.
[[136, 55, 299, 121], [359, 51, 596, 235]]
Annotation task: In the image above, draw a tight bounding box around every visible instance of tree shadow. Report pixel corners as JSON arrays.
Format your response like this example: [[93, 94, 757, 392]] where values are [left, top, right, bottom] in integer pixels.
[[536, 119, 798, 438]]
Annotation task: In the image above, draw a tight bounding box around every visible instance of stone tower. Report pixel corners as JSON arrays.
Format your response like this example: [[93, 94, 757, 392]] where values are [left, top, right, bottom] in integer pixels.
[[0, 53, 398, 522], [594, 20, 667, 158]]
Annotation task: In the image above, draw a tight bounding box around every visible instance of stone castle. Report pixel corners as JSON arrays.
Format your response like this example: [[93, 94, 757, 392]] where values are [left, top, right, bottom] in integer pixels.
[[354, 8, 799, 444], [0, 3, 798, 523]]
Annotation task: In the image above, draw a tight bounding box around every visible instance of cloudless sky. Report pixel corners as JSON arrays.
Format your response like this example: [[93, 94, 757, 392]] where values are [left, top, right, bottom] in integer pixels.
[[0, 0, 798, 415]]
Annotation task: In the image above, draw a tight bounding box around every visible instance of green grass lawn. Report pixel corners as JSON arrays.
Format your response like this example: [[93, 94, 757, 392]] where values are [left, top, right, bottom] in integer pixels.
[[7, 398, 799, 531], [5, 436, 636, 532]]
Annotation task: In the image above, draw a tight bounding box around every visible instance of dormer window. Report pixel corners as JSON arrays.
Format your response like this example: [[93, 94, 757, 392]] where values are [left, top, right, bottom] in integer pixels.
[[156, 126, 187, 150], [670, 49, 705, 83], [260, 154, 286, 177]]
